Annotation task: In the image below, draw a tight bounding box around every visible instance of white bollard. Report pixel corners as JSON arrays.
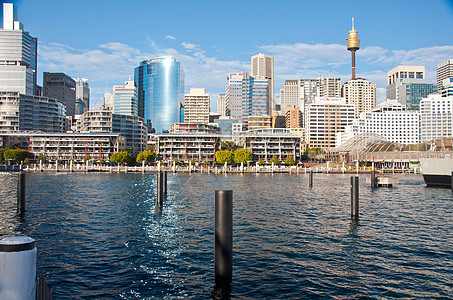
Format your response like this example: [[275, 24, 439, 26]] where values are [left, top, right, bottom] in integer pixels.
[[0, 236, 37, 300]]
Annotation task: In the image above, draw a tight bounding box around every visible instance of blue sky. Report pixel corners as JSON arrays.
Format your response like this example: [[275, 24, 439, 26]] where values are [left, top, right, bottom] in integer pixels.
[[3, 0, 453, 110]]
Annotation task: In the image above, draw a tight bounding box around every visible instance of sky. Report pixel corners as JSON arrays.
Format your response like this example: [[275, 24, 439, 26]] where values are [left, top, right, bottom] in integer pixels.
[[2, 0, 453, 111]]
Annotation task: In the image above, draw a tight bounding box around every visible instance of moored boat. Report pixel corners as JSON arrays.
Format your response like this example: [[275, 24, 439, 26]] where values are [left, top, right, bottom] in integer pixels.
[[420, 157, 453, 188]]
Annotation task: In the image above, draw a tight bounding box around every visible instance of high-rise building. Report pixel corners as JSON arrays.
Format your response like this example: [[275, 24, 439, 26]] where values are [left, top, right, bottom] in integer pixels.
[[320, 77, 341, 98], [437, 59, 453, 93], [226, 72, 269, 126], [183, 88, 210, 124], [217, 93, 228, 116], [306, 97, 355, 150], [251, 53, 274, 114], [75, 78, 89, 114], [43, 72, 76, 117], [0, 3, 38, 95], [279, 80, 299, 114], [285, 108, 302, 128], [342, 78, 376, 117], [134, 56, 184, 133], [441, 78, 453, 97], [420, 94, 453, 142], [300, 79, 320, 111], [104, 80, 138, 116], [386, 65, 436, 110]]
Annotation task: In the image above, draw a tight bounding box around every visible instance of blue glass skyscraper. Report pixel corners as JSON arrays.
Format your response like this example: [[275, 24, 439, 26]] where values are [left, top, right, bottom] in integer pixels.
[[134, 56, 184, 133]]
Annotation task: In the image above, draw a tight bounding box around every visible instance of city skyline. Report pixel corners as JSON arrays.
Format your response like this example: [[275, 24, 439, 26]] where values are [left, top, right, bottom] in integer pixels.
[[2, 0, 453, 110]]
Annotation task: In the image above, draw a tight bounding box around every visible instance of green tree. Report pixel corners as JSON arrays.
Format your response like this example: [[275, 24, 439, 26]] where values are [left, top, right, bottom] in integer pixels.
[[215, 150, 233, 164], [188, 159, 196, 165], [258, 158, 265, 166], [36, 153, 47, 164], [233, 148, 252, 164], [0, 148, 7, 162], [110, 151, 134, 166], [284, 155, 296, 166], [23, 157, 30, 165], [136, 150, 156, 164], [201, 159, 210, 166], [306, 147, 325, 161], [220, 141, 239, 152], [172, 158, 179, 165], [4, 149, 28, 163], [83, 154, 91, 162], [270, 155, 281, 165]]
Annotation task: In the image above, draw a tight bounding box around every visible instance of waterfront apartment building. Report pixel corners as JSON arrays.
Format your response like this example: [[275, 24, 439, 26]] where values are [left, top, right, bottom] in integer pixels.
[[153, 133, 221, 162], [337, 100, 420, 147], [104, 80, 138, 116], [437, 59, 453, 93], [134, 56, 184, 132], [184, 88, 210, 124], [43, 72, 76, 118], [237, 128, 301, 162], [76, 106, 148, 152], [75, 78, 89, 114], [386, 65, 436, 110], [342, 78, 376, 118], [226, 72, 269, 126], [420, 94, 453, 142], [217, 93, 228, 116], [170, 123, 220, 134], [251, 53, 274, 114], [306, 97, 355, 150], [27, 132, 125, 162], [285, 108, 302, 128], [0, 91, 67, 132], [0, 3, 38, 95]]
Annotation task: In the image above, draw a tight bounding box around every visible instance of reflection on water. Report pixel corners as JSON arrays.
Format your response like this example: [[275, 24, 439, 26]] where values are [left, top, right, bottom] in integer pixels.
[[0, 172, 452, 299]]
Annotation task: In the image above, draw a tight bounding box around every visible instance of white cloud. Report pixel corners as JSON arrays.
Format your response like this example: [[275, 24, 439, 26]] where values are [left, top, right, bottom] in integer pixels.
[[165, 35, 176, 40], [38, 39, 453, 110]]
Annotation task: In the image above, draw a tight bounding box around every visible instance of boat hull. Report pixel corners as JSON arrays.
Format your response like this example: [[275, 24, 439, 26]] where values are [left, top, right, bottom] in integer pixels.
[[420, 157, 453, 188]]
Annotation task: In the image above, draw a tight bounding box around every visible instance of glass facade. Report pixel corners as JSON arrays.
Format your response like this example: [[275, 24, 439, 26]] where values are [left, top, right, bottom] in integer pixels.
[[134, 56, 184, 133]]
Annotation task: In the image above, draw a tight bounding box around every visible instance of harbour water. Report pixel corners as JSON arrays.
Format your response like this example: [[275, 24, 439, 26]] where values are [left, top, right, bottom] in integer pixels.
[[0, 172, 452, 299]]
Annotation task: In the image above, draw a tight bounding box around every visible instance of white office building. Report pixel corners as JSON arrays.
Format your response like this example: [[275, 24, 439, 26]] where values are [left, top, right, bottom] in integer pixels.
[[342, 78, 376, 118], [217, 93, 228, 116], [420, 94, 453, 142], [306, 97, 355, 150], [251, 53, 274, 114], [279, 80, 300, 114], [184, 88, 210, 124], [337, 100, 420, 147]]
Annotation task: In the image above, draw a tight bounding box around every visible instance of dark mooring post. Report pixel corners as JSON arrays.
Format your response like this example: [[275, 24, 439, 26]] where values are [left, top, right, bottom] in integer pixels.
[[17, 172, 26, 214], [157, 171, 163, 206], [309, 170, 313, 188], [371, 169, 376, 190], [351, 176, 359, 219], [163, 171, 167, 195], [215, 190, 233, 283]]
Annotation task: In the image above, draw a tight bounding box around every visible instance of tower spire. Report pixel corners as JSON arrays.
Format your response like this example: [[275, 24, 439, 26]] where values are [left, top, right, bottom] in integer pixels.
[[346, 18, 360, 80]]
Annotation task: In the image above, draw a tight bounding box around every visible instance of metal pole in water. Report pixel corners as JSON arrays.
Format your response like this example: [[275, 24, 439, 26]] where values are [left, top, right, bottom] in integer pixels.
[[17, 172, 26, 215], [351, 176, 359, 219], [0, 236, 37, 300], [215, 190, 233, 283], [157, 171, 163, 206], [371, 169, 376, 190], [309, 170, 313, 188], [163, 170, 167, 195]]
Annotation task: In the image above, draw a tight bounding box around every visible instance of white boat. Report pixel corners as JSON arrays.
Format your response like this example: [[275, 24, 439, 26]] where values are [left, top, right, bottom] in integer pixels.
[[420, 157, 453, 188]]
